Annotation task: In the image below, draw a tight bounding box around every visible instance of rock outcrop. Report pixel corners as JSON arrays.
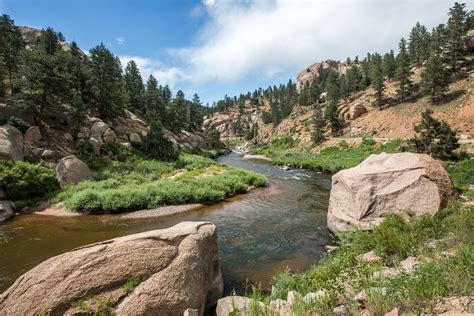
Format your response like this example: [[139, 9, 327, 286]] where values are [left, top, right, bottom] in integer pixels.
[[0, 125, 24, 161], [24, 126, 42, 145], [0, 200, 15, 223], [55, 155, 93, 185], [296, 59, 350, 92], [327, 152, 457, 234], [0, 222, 223, 315], [464, 29, 474, 51]]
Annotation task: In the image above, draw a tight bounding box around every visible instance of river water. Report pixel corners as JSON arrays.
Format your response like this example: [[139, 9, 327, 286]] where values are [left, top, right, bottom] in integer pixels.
[[0, 152, 331, 293]]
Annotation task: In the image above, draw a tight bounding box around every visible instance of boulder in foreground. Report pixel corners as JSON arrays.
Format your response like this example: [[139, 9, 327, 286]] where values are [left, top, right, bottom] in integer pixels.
[[0, 221, 223, 315], [327, 152, 457, 234]]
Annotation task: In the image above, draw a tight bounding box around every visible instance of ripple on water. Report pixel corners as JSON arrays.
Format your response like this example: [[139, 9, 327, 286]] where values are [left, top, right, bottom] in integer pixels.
[[0, 152, 332, 294]]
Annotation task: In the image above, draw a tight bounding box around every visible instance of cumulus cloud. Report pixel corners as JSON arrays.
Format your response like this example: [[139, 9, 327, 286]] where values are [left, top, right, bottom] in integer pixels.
[[121, 0, 464, 91], [174, 0, 458, 84], [118, 55, 186, 89]]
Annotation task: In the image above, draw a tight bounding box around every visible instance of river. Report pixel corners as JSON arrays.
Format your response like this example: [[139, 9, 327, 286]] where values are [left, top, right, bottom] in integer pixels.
[[0, 152, 331, 293]]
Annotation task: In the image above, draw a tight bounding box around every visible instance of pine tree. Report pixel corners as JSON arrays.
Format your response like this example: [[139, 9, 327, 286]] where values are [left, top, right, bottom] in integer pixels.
[[0, 14, 24, 94], [324, 100, 341, 136], [190, 93, 203, 131], [370, 53, 385, 108], [382, 50, 397, 82], [124, 60, 145, 112], [421, 54, 449, 103], [88, 43, 125, 118], [408, 22, 430, 66], [168, 90, 187, 132], [408, 109, 459, 160], [446, 2, 469, 72], [396, 38, 412, 101], [68, 42, 90, 119], [0, 57, 6, 97], [313, 105, 326, 144], [145, 75, 166, 122], [17, 28, 72, 126], [141, 121, 178, 161]]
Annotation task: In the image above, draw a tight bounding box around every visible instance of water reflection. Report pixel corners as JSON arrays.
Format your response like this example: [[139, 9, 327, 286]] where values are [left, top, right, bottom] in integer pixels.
[[0, 152, 331, 293]]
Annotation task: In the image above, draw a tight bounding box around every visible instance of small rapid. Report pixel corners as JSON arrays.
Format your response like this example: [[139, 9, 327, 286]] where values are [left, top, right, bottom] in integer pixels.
[[0, 152, 331, 293]]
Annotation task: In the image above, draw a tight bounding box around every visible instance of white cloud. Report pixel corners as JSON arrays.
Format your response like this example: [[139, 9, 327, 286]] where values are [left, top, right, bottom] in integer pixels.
[[121, 0, 466, 93], [118, 55, 186, 89], [115, 37, 125, 45], [202, 0, 216, 8], [172, 0, 459, 85]]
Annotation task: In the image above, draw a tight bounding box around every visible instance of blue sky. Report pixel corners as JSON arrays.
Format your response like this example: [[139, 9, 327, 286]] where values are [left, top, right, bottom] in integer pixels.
[[0, 0, 468, 105]]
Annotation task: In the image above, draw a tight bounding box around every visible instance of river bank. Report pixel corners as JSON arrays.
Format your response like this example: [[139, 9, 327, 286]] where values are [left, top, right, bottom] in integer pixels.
[[0, 152, 332, 294]]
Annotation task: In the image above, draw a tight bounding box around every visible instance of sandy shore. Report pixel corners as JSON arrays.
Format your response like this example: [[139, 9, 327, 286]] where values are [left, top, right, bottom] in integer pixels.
[[242, 154, 272, 162], [36, 202, 83, 217], [121, 204, 204, 219]]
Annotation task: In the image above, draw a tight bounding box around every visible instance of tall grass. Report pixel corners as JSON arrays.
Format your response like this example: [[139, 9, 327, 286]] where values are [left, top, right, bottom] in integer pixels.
[[251, 138, 402, 173], [55, 154, 267, 213]]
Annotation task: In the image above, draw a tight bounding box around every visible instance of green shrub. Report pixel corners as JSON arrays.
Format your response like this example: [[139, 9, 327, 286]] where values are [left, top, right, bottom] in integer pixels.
[[58, 155, 267, 213], [122, 276, 140, 294], [0, 161, 59, 200], [372, 215, 413, 264], [445, 159, 474, 192], [0, 116, 31, 133]]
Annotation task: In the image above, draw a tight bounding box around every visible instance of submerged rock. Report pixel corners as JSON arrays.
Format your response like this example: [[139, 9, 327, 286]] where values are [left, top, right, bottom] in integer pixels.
[[0, 222, 223, 315], [327, 152, 457, 234]]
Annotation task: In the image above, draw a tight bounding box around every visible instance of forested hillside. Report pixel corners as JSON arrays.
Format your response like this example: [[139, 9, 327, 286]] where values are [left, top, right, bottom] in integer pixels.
[[205, 2, 474, 151]]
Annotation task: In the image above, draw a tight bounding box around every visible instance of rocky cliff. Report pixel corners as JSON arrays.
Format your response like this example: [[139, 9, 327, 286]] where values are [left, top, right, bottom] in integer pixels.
[[296, 59, 350, 92]]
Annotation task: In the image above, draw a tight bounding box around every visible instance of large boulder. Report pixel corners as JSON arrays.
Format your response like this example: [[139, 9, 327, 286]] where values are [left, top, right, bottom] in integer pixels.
[[55, 155, 93, 185], [90, 121, 109, 144], [327, 153, 457, 234], [0, 222, 223, 315], [0, 200, 15, 222], [24, 126, 42, 145], [0, 125, 24, 161]]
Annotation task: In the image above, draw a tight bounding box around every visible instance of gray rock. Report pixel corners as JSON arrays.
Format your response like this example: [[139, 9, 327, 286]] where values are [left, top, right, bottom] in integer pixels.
[[356, 250, 382, 263], [0, 200, 15, 222], [183, 308, 199, 316], [41, 149, 55, 160], [55, 155, 93, 185], [129, 133, 141, 145], [24, 126, 42, 145], [88, 137, 101, 156], [0, 126, 24, 161], [102, 128, 116, 144], [90, 121, 109, 144]]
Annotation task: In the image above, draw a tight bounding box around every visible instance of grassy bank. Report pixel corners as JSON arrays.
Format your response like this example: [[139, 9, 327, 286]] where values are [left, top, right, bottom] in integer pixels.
[[55, 153, 267, 213], [236, 158, 474, 315], [250, 137, 402, 173]]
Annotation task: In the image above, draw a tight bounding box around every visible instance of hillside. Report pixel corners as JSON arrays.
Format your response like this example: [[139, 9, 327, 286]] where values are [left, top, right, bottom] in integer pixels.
[[204, 55, 474, 152]]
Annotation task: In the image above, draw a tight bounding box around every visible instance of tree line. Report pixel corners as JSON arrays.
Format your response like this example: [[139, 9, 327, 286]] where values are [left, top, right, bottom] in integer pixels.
[[208, 2, 473, 143], [0, 15, 207, 134]]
